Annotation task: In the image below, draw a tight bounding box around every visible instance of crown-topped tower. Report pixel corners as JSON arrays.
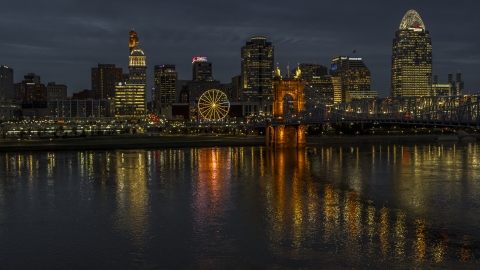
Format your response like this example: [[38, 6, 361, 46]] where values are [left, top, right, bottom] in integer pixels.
[[399, 9, 425, 29], [128, 42, 146, 84], [115, 30, 146, 118], [391, 10, 432, 97]]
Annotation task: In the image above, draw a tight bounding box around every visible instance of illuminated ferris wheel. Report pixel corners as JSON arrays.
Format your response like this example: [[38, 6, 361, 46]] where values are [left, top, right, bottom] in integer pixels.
[[198, 89, 230, 120]]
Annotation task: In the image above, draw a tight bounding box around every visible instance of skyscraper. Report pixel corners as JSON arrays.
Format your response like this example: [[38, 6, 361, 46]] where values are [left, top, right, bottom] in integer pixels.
[[391, 10, 432, 97], [154, 64, 178, 110], [192, 57, 212, 81], [0, 65, 14, 121], [91, 64, 123, 99], [330, 56, 371, 103], [241, 36, 274, 116], [115, 35, 147, 119], [0, 66, 14, 101]]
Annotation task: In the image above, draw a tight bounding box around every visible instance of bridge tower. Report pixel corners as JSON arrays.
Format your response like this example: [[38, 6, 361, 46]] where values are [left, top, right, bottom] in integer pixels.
[[266, 73, 307, 148]]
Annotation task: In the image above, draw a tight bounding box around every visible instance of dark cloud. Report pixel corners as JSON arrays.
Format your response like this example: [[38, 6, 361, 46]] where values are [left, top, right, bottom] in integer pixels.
[[1, 0, 480, 97]]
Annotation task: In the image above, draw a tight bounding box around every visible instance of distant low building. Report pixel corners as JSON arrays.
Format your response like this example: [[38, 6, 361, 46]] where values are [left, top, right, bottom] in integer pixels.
[[14, 73, 47, 107], [49, 99, 112, 118], [72, 89, 95, 100], [46, 82, 67, 107], [431, 83, 451, 96], [348, 90, 378, 101]]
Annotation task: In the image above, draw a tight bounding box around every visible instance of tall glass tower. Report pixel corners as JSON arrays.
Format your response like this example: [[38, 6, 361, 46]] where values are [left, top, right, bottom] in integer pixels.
[[241, 36, 274, 117], [391, 10, 432, 97]]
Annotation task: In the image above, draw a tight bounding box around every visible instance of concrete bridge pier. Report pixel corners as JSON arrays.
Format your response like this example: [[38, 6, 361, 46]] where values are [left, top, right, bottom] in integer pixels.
[[266, 124, 307, 148]]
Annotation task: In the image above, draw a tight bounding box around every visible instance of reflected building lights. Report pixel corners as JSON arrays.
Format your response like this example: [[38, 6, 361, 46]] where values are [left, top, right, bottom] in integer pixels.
[[114, 151, 149, 247], [394, 211, 406, 259], [0, 143, 479, 265], [414, 219, 427, 262], [379, 207, 390, 256]]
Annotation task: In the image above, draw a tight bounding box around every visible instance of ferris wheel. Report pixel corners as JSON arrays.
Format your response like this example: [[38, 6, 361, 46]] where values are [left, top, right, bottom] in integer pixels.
[[198, 89, 230, 120]]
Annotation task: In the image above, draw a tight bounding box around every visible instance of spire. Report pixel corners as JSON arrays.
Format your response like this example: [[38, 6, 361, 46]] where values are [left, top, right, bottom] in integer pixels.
[[129, 29, 138, 53]]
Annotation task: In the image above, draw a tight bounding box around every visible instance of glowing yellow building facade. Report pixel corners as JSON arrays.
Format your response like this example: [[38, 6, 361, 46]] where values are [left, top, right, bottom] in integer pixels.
[[391, 10, 432, 97], [115, 40, 147, 119], [241, 36, 274, 116], [330, 56, 371, 103]]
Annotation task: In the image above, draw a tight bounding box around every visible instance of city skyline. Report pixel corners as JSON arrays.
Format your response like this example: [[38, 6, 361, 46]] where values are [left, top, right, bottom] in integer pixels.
[[1, 1, 479, 98]]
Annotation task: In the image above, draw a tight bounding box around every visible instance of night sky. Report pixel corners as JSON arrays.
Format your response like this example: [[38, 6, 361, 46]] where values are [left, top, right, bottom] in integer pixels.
[[2, 0, 480, 99]]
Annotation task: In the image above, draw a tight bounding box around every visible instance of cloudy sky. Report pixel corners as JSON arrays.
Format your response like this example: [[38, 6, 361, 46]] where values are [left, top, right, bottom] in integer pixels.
[[1, 0, 480, 98]]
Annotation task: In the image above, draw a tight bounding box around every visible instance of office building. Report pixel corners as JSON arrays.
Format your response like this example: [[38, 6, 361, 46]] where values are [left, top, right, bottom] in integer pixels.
[[330, 56, 371, 103], [0, 65, 14, 121], [72, 90, 95, 100], [49, 99, 111, 118], [431, 83, 451, 96], [431, 72, 464, 96], [14, 73, 47, 107], [230, 75, 242, 102], [46, 82, 67, 105], [0, 66, 14, 101], [453, 72, 464, 96], [241, 36, 274, 116], [188, 57, 220, 119], [115, 34, 147, 119], [192, 56, 212, 81], [308, 75, 335, 105], [348, 90, 378, 101], [291, 64, 328, 83], [391, 10, 432, 97], [154, 64, 178, 110], [91, 64, 123, 99]]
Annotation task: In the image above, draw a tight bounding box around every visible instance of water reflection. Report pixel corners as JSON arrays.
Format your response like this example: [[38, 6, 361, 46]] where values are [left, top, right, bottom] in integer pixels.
[[0, 143, 479, 268], [114, 151, 149, 247]]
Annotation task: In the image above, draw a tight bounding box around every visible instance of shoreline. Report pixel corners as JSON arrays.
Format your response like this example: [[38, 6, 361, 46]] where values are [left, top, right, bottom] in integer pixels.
[[0, 134, 477, 152]]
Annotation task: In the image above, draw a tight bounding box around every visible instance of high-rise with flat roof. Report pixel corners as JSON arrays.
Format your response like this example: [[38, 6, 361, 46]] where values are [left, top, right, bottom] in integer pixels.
[[46, 82, 67, 108], [14, 73, 46, 106], [154, 64, 178, 110], [241, 36, 274, 116], [0, 65, 14, 121], [0, 66, 14, 101], [391, 10, 432, 97], [91, 64, 123, 99], [330, 56, 371, 103], [192, 57, 212, 81]]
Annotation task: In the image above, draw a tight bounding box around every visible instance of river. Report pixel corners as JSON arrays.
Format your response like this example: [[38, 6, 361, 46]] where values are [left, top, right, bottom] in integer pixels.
[[1, 143, 479, 269]]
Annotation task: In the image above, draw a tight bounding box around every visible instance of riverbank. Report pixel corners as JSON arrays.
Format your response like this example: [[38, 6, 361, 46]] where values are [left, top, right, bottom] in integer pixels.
[[306, 134, 479, 145], [0, 134, 478, 152], [0, 135, 265, 152]]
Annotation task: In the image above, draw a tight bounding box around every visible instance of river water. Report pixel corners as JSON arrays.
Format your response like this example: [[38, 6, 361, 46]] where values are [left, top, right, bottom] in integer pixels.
[[1, 143, 480, 269]]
